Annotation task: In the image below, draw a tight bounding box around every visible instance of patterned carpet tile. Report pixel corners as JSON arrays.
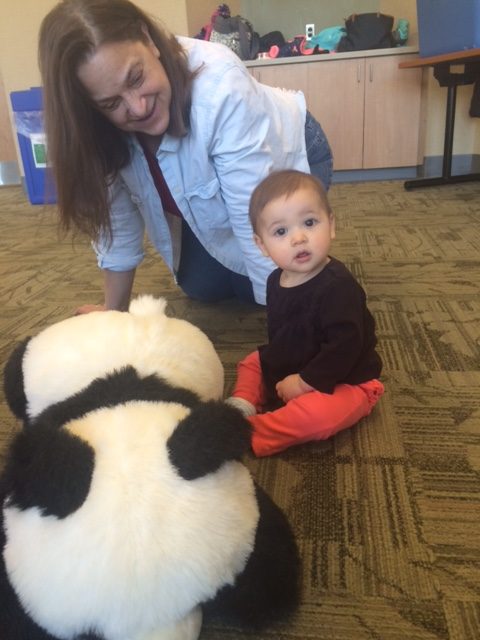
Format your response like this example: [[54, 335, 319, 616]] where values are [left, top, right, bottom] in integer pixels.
[[1, 180, 480, 640], [205, 597, 449, 639]]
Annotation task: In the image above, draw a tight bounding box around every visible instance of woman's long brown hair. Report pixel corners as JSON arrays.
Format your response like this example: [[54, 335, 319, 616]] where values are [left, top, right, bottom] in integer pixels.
[[38, 0, 197, 241]]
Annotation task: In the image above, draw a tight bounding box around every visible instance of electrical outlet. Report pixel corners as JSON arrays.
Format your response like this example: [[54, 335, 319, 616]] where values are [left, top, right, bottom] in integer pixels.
[[306, 23, 315, 40]]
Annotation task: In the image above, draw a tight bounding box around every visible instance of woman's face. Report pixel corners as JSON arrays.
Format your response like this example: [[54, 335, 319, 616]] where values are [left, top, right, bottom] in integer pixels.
[[77, 37, 172, 137]]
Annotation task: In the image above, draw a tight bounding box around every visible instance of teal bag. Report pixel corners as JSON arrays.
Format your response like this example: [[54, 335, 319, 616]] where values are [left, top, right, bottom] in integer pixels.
[[306, 26, 346, 51]]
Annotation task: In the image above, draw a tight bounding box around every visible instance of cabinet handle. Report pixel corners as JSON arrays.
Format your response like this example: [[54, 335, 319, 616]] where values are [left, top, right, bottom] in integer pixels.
[[357, 62, 361, 83], [369, 63, 373, 82]]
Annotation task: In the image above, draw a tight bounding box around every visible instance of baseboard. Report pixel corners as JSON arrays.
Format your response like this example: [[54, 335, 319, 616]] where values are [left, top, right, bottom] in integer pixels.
[[332, 154, 480, 184], [0, 161, 21, 186]]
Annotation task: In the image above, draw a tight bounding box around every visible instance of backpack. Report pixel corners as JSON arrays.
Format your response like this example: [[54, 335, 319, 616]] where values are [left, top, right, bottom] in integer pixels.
[[337, 13, 395, 52], [197, 4, 260, 61]]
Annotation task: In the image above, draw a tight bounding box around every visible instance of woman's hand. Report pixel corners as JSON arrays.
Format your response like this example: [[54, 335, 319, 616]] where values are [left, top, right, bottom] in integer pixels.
[[276, 374, 314, 403], [74, 269, 136, 315], [74, 304, 106, 315]]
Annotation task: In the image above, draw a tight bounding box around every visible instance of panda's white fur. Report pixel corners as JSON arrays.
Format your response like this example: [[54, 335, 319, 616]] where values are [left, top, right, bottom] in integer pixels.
[[23, 296, 224, 419], [4, 400, 259, 640], [2, 296, 301, 640]]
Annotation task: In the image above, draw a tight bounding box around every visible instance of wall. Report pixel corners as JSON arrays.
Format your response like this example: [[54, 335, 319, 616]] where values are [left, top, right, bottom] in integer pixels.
[[0, 69, 17, 164], [242, 0, 378, 41], [380, 0, 418, 36]]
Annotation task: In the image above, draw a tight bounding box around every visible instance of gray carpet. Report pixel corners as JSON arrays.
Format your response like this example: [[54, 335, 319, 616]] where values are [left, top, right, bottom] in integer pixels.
[[1, 179, 480, 639]]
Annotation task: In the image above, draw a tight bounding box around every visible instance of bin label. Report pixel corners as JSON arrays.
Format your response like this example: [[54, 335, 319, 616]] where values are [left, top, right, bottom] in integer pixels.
[[30, 133, 48, 168]]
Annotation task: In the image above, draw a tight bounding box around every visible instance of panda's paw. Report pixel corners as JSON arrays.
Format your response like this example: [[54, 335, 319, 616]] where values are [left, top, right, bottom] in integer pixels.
[[167, 402, 252, 480]]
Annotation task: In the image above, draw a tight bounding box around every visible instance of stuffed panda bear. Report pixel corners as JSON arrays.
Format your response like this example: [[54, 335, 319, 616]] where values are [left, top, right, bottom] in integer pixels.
[[1, 296, 300, 640]]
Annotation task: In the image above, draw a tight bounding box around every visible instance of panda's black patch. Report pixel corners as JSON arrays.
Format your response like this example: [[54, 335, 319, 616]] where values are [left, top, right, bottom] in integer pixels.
[[2, 425, 94, 518], [203, 483, 301, 629], [167, 402, 252, 480], [3, 338, 30, 420], [2, 367, 199, 519], [29, 366, 200, 430]]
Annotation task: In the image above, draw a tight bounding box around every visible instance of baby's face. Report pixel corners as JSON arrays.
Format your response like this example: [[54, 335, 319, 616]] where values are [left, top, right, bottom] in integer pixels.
[[254, 186, 335, 286]]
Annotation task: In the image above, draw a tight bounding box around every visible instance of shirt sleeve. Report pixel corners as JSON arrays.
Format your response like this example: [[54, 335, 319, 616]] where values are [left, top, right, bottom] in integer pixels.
[[204, 62, 309, 304], [93, 177, 145, 272], [299, 279, 367, 394]]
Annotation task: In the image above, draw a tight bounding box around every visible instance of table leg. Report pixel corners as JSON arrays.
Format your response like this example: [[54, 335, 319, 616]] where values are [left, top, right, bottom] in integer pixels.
[[404, 70, 480, 190]]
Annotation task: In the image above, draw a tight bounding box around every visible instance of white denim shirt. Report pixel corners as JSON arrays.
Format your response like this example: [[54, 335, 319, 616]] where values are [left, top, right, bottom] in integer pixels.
[[95, 37, 310, 304]]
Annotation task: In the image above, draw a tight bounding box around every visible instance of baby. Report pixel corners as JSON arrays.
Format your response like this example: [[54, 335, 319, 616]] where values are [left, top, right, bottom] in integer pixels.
[[228, 169, 384, 456]]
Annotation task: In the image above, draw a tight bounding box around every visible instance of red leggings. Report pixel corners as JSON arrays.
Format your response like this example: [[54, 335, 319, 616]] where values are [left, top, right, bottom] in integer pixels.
[[232, 351, 384, 457]]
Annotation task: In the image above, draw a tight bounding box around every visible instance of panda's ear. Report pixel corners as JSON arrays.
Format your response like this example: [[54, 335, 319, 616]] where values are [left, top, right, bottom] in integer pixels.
[[3, 338, 30, 420], [167, 402, 252, 480], [2, 424, 94, 519]]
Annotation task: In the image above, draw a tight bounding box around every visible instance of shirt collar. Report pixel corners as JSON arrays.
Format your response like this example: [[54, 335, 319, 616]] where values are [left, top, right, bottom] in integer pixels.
[[128, 133, 181, 155]]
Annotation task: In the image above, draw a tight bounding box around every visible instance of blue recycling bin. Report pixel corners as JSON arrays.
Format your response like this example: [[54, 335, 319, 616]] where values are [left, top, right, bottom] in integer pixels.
[[10, 86, 56, 205]]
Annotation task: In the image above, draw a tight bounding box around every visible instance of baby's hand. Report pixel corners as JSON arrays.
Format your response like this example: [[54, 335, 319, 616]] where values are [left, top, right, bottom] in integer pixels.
[[276, 374, 314, 403]]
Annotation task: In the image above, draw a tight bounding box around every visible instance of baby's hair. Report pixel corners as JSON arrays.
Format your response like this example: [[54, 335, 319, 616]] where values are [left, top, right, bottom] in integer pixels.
[[249, 170, 332, 232]]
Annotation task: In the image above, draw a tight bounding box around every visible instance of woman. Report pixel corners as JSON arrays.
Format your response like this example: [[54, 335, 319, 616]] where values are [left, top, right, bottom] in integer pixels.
[[39, 0, 333, 309]]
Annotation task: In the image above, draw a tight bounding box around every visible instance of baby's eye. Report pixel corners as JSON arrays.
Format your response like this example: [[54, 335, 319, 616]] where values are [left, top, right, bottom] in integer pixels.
[[304, 218, 319, 228], [273, 227, 287, 237]]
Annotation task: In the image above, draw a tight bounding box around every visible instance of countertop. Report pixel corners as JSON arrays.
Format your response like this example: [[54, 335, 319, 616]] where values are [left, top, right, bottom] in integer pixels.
[[244, 44, 419, 68]]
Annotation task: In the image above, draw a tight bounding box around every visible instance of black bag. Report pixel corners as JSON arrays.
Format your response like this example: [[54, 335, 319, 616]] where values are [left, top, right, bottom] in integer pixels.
[[210, 15, 259, 60], [337, 13, 395, 52], [207, 4, 260, 60], [258, 31, 286, 54]]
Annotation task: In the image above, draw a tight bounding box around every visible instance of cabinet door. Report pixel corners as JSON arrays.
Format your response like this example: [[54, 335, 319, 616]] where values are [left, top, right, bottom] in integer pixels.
[[307, 59, 365, 170], [251, 60, 364, 171], [363, 55, 422, 169], [250, 54, 422, 172], [251, 63, 309, 96]]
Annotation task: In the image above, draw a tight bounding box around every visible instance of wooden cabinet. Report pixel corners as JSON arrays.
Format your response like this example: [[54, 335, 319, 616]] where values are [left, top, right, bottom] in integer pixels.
[[363, 55, 423, 169], [307, 58, 365, 170], [249, 53, 423, 171]]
